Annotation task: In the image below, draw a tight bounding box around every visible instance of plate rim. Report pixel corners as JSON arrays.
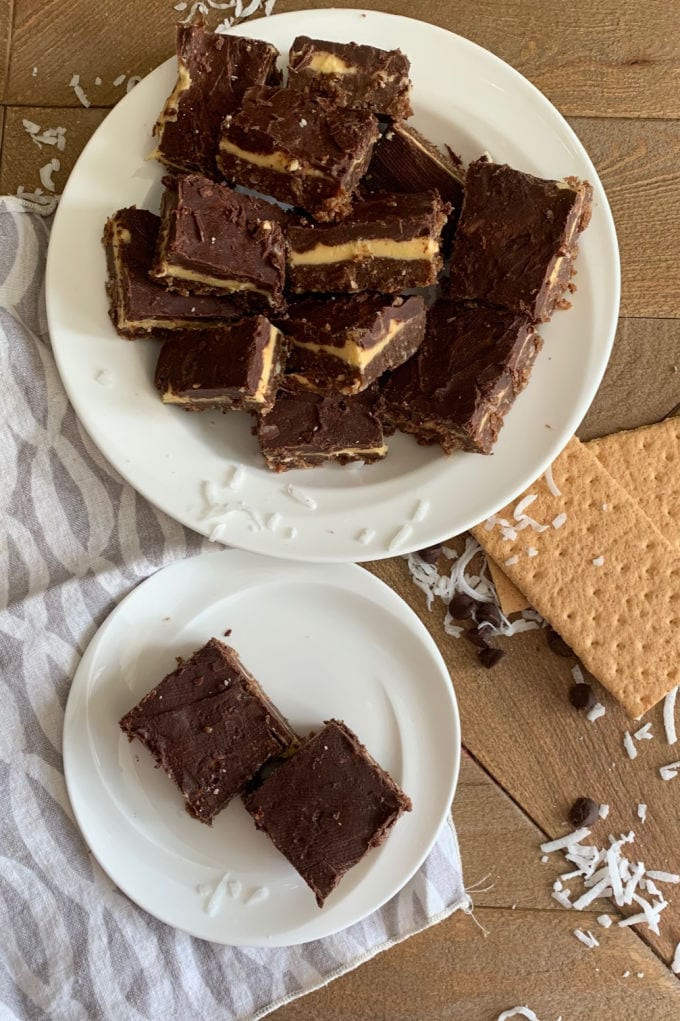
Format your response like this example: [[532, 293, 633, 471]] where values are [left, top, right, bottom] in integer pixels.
[[45, 7, 620, 564], [62, 547, 462, 945]]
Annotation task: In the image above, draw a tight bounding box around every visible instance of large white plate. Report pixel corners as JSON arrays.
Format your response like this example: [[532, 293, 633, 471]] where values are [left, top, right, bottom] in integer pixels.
[[63, 549, 460, 945], [46, 9, 620, 563]]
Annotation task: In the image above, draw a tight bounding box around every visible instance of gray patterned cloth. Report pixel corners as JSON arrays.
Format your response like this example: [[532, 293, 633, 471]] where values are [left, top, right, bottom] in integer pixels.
[[0, 197, 467, 1021]]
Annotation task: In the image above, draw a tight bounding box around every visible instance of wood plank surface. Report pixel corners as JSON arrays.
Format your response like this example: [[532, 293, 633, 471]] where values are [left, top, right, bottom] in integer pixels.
[[7, 0, 680, 120]]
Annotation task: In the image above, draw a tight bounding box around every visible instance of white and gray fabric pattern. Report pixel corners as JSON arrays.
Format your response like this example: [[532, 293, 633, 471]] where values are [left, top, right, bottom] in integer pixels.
[[0, 197, 467, 1021]]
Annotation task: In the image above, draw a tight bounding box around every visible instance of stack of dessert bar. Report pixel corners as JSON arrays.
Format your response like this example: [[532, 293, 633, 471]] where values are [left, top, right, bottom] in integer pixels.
[[103, 19, 592, 470]]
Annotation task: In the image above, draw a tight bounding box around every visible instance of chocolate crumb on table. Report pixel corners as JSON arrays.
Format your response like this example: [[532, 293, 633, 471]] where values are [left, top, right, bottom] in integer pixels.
[[287, 36, 412, 119], [119, 639, 298, 824], [154, 317, 288, 414], [281, 293, 426, 395], [150, 174, 287, 310], [448, 159, 593, 322], [363, 121, 464, 209], [217, 85, 379, 222], [243, 719, 412, 907], [152, 20, 280, 177], [381, 299, 543, 455], [102, 207, 238, 338], [287, 191, 450, 294], [257, 385, 387, 471]]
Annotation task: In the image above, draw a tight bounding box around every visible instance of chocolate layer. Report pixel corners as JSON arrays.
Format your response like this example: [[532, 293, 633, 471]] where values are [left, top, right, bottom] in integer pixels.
[[154, 317, 287, 413], [217, 85, 379, 222], [287, 36, 412, 120], [243, 719, 411, 906], [153, 21, 280, 177], [257, 385, 386, 471], [150, 174, 287, 309], [102, 207, 237, 338], [120, 639, 298, 824], [382, 299, 543, 454], [287, 191, 449, 294], [363, 121, 464, 209], [448, 160, 593, 322], [282, 293, 426, 394]]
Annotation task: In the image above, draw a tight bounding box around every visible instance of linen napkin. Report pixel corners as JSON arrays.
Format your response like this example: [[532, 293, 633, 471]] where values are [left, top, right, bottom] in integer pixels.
[[0, 197, 468, 1021]]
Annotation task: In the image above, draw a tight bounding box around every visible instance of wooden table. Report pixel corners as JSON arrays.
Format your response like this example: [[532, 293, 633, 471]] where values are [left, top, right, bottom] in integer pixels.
[[4, 1, 680, 1016]]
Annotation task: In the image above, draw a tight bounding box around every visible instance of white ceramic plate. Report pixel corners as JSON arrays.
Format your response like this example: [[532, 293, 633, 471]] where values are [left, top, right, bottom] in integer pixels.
[[46, 9, 620, 563], [63, 549, 460, 945]]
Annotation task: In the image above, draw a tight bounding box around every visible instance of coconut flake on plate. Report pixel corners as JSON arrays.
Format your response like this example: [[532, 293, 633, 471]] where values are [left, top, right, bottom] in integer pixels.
[[664, 686, 678, 745], [357, 527, 375, 545], [410, 498, 430, 523], [284, 483, 317, 510], [389, 523, 413, 552]]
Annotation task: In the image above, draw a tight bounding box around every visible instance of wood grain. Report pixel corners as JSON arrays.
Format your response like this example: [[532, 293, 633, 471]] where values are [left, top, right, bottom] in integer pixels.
[[366, 556, 680, 965], [271, 906, 679, 1021], [7, 0, 680, 120]]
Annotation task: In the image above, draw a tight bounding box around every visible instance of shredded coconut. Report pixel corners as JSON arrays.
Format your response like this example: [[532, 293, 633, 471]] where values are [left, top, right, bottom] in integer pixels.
[[551, 512, 567, 529], [126, 75, 142, 93], [637, 804, 647, 824], [389, 524, 413, 552], [504, 555, 519, 566], [69, 74, 91, 108], [587, 702, 606, 722], [664, 686, 678, 745], [357, 528, 375, 545], [228, 464, 246, 491], [598, 803, 609, 819], [527, 547, 538, 557], [634, 722, 653, 741], [544, 463, 561, 497], [284, 484, 317, 510], [645, 870, 680, 884], [496, 1009, 541, 1021], [592, 555, 605, 567], [113, 74, 126, 87], [623, 732, 637, 759], [540, 827, 591, 853], [513, 494, 537, 519], [672, 942, 680, 974], [39, 158, 60, 192], [574, 929, 599, 948], [410, 499, 430, 523], [597, 914, 612, 928], [659, 761, 680, 781]]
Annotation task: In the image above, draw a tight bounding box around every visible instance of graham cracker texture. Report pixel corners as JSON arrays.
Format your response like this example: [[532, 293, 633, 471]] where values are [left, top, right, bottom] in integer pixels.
[[488, 418, 680, 616], [472, 436, 680, 718]]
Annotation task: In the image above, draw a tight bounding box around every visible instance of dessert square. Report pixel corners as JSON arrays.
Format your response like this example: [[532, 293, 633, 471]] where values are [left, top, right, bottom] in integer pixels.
[[150, 174, 287, 310], [102, 207, 237, 338], [363, 121, 464, 209], [154, 316, 288, 413], [119, 639, 298, 824], [257, 385, 386, 471], [287, 36, 412, 119], [282, 293, 426, 395], [287, 191, 450, 294], [243, 719, 412, 906], [382, 299, 542, 455], [152, 21, 280, 177], [448, 159, 593, 322], [217, 85, 380, 222]]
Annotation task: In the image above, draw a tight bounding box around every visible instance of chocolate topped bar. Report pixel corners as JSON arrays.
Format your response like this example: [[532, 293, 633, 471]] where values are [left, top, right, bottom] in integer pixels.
[[217, 85, 379, 222], [382, 299, 543, 455], [287, 36, 412, 120], [283, 294, 426, 395], [152, 21, 280, 177], [120, 639, 298, 824], [287, 191, 450, 294], [257, 385, 386, 471], [243, 719, 412, 906], [102, 207, 237, 338], [150, 174, 287, 309], [448, 160, 593, 322], [363, 121, 464, 210], [155, 317, 287, 413]]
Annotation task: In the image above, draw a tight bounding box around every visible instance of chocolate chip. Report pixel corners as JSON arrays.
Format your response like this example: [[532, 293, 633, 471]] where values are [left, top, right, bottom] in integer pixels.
[[449, 592, 476, 619], [478, 646, 505, 669], [223, 628, 232, 637], [464, 627, 489, 649], [569, 796, 600, 828], [417, 544, 442, 565], [475, 602, 503, 629], [546, 626, 573, 657], [569, 682, 596, 711]]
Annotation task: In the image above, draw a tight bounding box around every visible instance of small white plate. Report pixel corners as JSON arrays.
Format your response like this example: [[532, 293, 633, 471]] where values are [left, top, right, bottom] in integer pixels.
[[46, 8, 620, 562], [63, 549, 460, 945]]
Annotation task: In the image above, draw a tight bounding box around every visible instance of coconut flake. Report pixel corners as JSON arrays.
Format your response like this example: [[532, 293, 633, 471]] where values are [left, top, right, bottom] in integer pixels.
[[389, 524, 412, 552], [571, 664, 584, 683], [645, 870, 680, 884], [357, 527, 375, 545], [285, 483, 317, 510], [410, 498, 430, 522], [599, 804, 610, 819], [623, 732, 637, 759], [265, 0, 276, 12], [544, 463, 561, 497], [671, 942, 680, 974], [204, 873, 230, 916], [587, 702, 606, 722], [527, 547, 538, 557], [39, 158, 60, 192], [513, 494, 537, 519], [552, 889, 572, 909], [552, 512, 567, 529], [126, 75, 142, 93], [592, 555, 605, 567], [573, 929, 599, 948], [504, 555, 519, 566], [571, 877, 612, 910], [496, 1009, 541, 1021], [540, 827, 591, 853], [659, 761, 680, 781], [637, 804, 647, 824], [174, 1, 188, 8], [597, 914, 612, 928], [664, 686, 678, 745], [69, 74, 91, 108], [634, 722, 653, 741], [22, 118, 40, 135], [32, 66, 37, 76], [606, 847, 625, 905], [228, 464, 246, 491]]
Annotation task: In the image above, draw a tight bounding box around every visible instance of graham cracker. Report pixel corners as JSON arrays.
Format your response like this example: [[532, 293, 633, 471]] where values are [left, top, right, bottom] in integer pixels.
[[488, 417, 680, 615], [472, 436, 680, 718]]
